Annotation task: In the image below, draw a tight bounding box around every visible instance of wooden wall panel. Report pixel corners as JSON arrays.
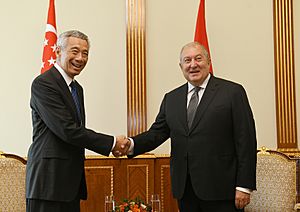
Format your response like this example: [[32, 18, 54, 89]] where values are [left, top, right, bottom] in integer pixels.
[[80, 156, 178, 212], [81, 166, 114, 212], [127, 164, 151, 202], [124, 157, 155, 202], [155, 157, 178, 212]]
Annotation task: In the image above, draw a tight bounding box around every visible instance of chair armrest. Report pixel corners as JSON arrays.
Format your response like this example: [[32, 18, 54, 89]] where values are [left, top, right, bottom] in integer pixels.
[[294, 203, 300, 211]]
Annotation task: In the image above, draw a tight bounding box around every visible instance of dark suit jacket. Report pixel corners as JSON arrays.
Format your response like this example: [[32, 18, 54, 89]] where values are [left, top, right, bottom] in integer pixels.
[[132, 75, 257, 200], [26, 66, 114, 201]]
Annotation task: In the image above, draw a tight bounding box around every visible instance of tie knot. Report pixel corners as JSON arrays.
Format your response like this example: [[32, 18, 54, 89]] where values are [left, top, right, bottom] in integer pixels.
[[70, 81, 76, 90], [194, 86, 201, 93]]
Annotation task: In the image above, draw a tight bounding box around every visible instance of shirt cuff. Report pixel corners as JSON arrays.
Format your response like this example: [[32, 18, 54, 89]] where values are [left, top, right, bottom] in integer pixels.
[[127, 137, 134, 155], [111, 136, 116, 152], [236, 187, 252, 194]]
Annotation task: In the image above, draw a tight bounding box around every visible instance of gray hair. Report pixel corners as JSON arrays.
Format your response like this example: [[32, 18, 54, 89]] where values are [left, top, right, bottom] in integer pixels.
[[57, 30, 90, 50], [179, 42, 209, 62]]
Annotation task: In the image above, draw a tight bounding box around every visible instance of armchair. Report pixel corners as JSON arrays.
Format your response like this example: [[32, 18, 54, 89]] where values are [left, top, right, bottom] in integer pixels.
[[0, 151, 27, 211], [245, 147, 297, 211]]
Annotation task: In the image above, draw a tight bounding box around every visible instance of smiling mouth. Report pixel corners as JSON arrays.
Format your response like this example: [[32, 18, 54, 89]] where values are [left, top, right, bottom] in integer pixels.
[[71, 62, 83, 69], [189, 70, 200, 74]]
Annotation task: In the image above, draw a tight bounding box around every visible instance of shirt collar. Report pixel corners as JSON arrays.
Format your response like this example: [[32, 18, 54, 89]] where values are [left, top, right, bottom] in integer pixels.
[[188, 74, 211, 93], [54, 63, 73, 86]]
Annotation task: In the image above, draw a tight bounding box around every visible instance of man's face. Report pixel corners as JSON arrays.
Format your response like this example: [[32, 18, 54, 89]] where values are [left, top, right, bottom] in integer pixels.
[[179, 45, 210, 86], [56, 37, 89, 78]]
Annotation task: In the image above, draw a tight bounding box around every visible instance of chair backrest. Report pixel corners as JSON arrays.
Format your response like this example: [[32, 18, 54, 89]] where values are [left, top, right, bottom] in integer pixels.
[[0, 151, 27, 212], [245, 147, 297, 212]]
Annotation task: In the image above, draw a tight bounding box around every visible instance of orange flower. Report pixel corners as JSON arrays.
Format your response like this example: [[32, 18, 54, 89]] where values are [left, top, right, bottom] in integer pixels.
[[133, 208, 140, 212], [114, 198, 151, 212]]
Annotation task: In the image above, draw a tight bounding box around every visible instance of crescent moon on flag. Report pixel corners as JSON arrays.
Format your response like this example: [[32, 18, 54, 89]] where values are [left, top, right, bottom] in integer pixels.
[[46, 24, 57, 35]]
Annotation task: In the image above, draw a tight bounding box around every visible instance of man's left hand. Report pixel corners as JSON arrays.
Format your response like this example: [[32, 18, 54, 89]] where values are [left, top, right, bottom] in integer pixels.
[[235, 190, 250, 209]]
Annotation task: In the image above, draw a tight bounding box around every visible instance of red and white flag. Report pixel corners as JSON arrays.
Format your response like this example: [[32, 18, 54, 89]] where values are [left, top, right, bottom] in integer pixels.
[[194, 0, 213, 73], [41, 0, 57, 74]]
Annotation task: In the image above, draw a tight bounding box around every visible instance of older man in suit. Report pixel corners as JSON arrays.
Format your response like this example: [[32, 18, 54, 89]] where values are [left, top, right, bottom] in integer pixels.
[[127, 42, 257, 212], [26, 30, 130, 212]]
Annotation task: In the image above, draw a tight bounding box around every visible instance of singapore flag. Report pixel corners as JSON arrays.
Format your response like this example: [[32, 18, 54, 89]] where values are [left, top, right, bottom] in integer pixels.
[[41, 0, 57, 74]]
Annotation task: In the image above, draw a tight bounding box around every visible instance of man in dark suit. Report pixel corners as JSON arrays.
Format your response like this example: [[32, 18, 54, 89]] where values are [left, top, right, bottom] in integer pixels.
[[127, 42, 257, 211], [26, 30, 130, 212]]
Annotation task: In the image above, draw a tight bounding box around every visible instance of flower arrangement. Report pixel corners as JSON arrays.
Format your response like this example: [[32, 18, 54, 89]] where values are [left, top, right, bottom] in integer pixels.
[[114, 197, 152, 212]]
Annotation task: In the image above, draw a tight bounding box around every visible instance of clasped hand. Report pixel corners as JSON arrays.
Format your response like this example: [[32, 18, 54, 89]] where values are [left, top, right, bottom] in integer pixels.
[[112, 135, 131, 157]]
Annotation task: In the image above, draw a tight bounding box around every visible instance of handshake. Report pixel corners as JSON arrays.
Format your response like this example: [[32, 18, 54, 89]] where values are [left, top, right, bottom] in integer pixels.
[[112, 135, 132, 157]]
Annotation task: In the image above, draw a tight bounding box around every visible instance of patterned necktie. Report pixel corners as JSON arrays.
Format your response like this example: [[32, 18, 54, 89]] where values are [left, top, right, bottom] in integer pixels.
[[187, 86, 201, 129], [70, 81, 82, 124]]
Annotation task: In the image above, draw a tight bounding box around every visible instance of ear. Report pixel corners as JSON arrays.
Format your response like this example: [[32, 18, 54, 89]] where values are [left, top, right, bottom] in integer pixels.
[[179, 62, 183, 69], [56, 46, 61, 57], [207, 57, 211, 66]]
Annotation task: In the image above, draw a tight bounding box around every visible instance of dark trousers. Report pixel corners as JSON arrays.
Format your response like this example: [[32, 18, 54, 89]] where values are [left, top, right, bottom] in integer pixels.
[[26, 196, 80, 212], [178, 175, 244, 212]]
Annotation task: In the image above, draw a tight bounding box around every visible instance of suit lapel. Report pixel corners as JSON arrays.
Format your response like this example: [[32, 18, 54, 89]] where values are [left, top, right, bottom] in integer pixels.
[[177, 83, 189, 133], [189, 76, 219, 132], [50, 67, 80, 122]]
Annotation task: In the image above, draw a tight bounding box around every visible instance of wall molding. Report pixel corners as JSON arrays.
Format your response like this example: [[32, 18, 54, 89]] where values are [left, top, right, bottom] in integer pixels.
[[126, 0, 147, 137], [273, 0, 298, 151]]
